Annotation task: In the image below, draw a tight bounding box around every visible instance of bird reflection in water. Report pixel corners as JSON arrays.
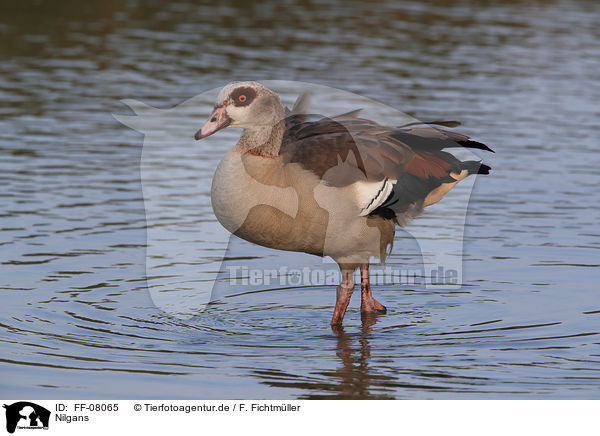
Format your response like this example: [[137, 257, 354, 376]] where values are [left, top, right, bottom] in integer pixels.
[[324, 312, 396, 399], [251, 311, 397, 399]]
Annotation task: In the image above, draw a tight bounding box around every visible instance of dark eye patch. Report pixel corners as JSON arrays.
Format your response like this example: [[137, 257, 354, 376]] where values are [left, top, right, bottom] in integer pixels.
[[231, 87, 257, 107]]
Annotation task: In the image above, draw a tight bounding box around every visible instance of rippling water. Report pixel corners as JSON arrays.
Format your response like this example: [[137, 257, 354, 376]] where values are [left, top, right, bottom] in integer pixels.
[[1, 0, 600, 399]]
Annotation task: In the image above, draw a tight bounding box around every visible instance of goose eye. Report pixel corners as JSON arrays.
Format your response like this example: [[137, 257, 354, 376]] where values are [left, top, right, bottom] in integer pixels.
[[238, 95, 247, 103]]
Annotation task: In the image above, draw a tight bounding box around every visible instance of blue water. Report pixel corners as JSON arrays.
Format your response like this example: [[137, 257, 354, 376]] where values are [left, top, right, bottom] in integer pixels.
[[1, 0, 599, 399]]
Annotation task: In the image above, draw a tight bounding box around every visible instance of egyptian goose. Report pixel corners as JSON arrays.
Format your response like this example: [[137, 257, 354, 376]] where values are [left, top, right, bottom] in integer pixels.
[[194, 81, 493, 325]]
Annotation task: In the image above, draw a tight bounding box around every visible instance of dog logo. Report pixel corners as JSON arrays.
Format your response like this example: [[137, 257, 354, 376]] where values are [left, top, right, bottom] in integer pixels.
[[3, 402, 50, 434]]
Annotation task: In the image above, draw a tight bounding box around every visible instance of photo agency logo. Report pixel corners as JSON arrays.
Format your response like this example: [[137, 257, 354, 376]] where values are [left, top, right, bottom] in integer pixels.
[[115, 80, 489, 320], [226, 265, 458, 287], [3, 402, 50, 434]]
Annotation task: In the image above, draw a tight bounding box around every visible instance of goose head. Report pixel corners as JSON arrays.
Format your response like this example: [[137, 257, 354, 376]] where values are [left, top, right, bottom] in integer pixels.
[[194, 81, 285, 140]]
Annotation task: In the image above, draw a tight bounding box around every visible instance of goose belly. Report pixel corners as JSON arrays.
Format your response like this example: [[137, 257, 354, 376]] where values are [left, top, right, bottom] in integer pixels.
[[210, 151, 299, 240], [210, 152, 394, 261]]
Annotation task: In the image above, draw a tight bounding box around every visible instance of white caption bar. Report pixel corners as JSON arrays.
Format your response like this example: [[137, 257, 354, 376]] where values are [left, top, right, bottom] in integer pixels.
[[1, 400, 595, 435]]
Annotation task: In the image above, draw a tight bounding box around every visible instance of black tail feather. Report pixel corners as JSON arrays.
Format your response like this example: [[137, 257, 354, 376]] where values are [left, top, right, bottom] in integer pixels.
[[458, 140, 495, 153], [461, 160, 491, 175]]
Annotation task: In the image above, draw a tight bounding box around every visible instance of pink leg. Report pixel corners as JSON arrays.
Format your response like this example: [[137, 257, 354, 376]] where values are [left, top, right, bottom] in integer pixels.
[[360, 263, 387, 315], [331, 266, 356, 326]]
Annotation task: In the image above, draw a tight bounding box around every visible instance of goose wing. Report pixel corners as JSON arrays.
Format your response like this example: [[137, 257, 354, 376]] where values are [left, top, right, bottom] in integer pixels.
[[281, 113, 493, 218]]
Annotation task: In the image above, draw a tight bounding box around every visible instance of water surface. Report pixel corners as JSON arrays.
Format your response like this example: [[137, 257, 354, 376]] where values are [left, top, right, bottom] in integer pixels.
[[1, 0, 599, 399]]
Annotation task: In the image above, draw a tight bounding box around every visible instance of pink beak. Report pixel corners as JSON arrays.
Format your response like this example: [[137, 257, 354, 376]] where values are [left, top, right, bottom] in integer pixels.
[[194, 106, 232, 140]]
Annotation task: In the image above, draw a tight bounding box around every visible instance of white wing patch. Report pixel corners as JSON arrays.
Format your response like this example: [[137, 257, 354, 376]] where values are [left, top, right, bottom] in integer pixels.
[[355, 178, 396, 216]]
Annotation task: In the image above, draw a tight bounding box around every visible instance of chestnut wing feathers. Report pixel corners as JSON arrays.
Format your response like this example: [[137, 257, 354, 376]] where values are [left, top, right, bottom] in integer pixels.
[[281, 113, 492, 218]]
